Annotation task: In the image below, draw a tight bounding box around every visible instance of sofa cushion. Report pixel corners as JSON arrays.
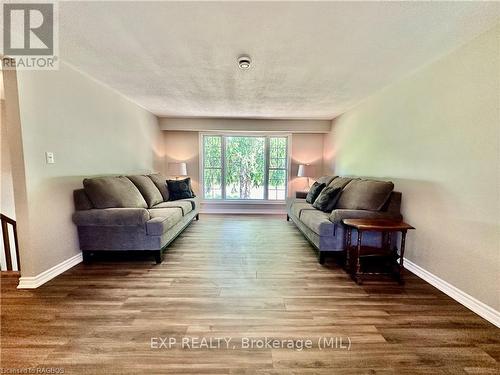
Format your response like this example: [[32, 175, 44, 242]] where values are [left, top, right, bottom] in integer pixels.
[[336, 179, 394, 211], [300, 210, 335, 236], [185, 196, 199, 210], [72, 208, 150, 226], [148, 173, 169, 201], [127, 175, 164, 208], [381, 191, 402, 216], [83, 176, 147, 209], [305, 182, 326, 204], [328, 176, 357, 190], [329, 209, 402, 224], [312, 186, 343, 212], [316, 175, 337, 186], [146, 207, 183, 235], [167, 178, 196, 201], [152, 200, 193, 215], [73, 189, 93, 210], [291, 201, 315, 219]]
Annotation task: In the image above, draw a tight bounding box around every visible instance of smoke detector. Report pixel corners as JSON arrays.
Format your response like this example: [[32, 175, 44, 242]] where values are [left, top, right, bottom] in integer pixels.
[[238, 55, 251, 70]]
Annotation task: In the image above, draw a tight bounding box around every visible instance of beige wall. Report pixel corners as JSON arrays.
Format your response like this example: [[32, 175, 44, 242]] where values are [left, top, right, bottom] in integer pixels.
[[1, 72, 16, 219], [290, 133, 324, 194], [162, 131, 325, 207], [160, 117, 331, 133], [163, 131, 200, 195], [6, 62, 162, 278], [1, 99, 15, 219], [323, 25, 500, 311], [1, 76, 19, 270]]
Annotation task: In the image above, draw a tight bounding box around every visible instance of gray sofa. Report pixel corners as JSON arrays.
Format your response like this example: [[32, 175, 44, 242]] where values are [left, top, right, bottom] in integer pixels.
[[286, 175, 402, 264], [72, 174, 199, 263]]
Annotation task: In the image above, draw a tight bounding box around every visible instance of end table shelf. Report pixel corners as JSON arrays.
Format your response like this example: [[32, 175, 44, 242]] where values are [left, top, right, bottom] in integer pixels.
[[342, 219, 415, 285]]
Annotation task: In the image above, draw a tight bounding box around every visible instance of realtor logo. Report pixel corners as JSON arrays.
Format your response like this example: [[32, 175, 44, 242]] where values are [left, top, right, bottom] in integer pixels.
[[2, 2, 58, 70]]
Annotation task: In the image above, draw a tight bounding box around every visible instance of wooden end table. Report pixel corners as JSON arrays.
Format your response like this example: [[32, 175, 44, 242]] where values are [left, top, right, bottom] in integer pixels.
[[342, 219, 415, 285]]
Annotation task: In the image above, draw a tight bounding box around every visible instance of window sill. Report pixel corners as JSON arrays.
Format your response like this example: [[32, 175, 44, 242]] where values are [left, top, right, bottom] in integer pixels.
[[201, 199, 286, 205]]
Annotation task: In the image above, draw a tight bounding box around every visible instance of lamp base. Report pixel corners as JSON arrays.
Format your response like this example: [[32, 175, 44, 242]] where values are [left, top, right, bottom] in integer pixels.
[[304, 177, 311, 191]]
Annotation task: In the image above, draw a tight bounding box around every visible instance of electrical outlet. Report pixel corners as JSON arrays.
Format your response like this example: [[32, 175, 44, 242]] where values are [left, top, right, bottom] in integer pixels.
[[45, 152, 55, 164]]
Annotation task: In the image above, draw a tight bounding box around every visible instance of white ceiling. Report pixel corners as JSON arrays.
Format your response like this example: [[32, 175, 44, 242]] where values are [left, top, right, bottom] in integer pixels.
[[59, 1, 500, 119]]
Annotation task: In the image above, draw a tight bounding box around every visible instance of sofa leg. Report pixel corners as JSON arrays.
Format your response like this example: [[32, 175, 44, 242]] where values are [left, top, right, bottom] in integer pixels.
[[318, 252, 326, 265], [82, 251, 92, 264], [154, 250, 163, 264], [286, 214, 290, 221], [196, 214, 199, 221]]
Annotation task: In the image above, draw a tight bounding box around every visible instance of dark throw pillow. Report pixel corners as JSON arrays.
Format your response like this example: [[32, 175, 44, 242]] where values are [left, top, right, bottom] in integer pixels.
[[312, 186, 343, 212], [166, 177, 196, 201], [305, 182, 326, 204]]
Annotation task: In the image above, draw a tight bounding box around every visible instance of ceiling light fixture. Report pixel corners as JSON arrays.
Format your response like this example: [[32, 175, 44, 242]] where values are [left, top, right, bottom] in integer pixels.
[[238, 55, 251, 70]]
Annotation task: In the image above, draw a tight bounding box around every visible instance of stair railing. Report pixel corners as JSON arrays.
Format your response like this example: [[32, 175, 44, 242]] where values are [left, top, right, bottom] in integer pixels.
[[1, 214, 20, 271]]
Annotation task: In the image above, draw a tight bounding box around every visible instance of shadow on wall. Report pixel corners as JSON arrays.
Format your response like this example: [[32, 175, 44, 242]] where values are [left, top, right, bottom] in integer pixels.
[[152, 147, 164, 174], [336, 176, 450, 264], [322, 129, 336, 175], [16, 175, 84, 274], [20, 172, 152, 274], [381, 176, 499, 312]]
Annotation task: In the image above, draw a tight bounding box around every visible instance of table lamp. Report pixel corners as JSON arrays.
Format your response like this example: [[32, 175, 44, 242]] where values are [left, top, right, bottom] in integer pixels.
[[297, 164, 314, 190], [168, 162, 187, 180]]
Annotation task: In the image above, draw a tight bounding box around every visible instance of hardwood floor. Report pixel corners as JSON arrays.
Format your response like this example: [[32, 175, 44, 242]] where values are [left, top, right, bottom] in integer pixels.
[[1, 214, 498, 374]]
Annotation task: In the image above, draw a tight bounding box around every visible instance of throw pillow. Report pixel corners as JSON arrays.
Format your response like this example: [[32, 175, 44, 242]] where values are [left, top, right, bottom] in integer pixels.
[[336, 179, 394, 211], [316, 175, 338, 186], [148, 173, 170, 201], [312, 186, 343, 212], [127, 175, 164, 208], [83, 176, 147, 209], [305, 182, 326, 203], [167, 177, 196, 201]]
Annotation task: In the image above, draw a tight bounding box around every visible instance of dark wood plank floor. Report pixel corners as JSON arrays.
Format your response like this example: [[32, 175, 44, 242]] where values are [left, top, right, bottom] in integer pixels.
[[1, 214, 498, 374]]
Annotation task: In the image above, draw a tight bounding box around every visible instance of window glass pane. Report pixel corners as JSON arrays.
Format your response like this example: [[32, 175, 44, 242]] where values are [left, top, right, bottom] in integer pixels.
[[269, 137, 287, 169], [204, 168, 222, 199], [203, 136, 222, 168], [225, 136, 265, 199], [268, 169, 287, 200]]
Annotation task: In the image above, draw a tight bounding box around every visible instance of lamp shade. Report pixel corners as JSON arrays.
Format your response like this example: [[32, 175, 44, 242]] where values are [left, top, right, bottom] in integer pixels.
[[297, 164, 314, 178], [168, 162, 187, 177]]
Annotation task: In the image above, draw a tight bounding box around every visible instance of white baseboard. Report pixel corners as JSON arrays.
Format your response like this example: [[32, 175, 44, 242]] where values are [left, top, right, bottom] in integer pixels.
[[17, 253, 83, 289], [404, 258, 500, 328]]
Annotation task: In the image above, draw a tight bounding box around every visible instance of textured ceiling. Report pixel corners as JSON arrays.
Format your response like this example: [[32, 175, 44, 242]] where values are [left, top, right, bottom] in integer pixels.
[[59, 1, 500, 119]]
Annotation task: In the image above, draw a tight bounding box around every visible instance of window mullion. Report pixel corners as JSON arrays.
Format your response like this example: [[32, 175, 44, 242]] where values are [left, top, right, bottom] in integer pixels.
[[285, 135, 289, 198], [202, 135, 205, 199], [264, 137, 270, 200], [221, 135, 226, 200]]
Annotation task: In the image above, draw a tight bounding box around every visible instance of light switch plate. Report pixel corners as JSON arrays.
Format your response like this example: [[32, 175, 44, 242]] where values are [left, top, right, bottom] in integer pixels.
[[45, 152, 55, 164]]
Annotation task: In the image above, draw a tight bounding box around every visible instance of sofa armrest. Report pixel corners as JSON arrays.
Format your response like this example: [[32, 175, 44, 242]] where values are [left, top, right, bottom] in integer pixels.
[[187, 196, 200, 211], [329, 209, 402, 224], [295, 191, 308, 199], [72, 208, 150, 226]]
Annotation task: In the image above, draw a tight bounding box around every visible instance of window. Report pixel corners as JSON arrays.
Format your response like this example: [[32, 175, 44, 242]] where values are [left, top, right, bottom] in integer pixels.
[[202, 135, 223, 199], [268, 137, 288, 200], [202, 134, 289, 201]]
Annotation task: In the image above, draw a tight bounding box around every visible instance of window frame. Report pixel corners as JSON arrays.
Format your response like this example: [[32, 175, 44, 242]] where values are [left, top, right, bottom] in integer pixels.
[[199, 132, 291, 203]]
